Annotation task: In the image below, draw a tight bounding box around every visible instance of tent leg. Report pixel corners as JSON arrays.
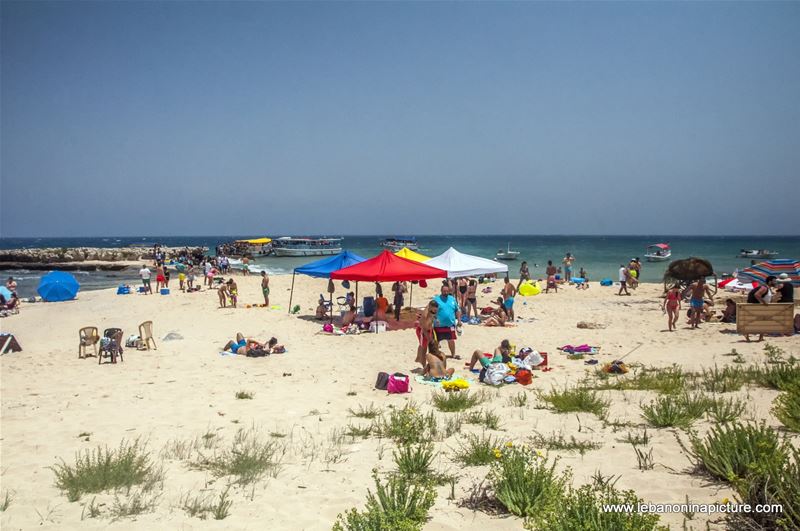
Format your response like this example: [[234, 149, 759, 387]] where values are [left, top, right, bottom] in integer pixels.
[[288, 272, 296, 314], [410, 283, 413, 308]]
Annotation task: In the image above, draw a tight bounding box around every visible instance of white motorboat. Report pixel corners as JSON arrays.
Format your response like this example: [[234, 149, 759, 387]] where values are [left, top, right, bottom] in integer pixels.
[[644, 243, 671, 262], [272, 237, 343, 257], [380, 237, 418, 252], [495, 243, 520, 261], [738, 249, 779, 259]]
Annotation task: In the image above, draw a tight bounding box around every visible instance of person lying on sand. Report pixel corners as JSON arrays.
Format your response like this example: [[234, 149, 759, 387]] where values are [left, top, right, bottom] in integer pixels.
[[465, 339, 513, 371], [223, 334, 284, 355], [424, 340, 455, 381]]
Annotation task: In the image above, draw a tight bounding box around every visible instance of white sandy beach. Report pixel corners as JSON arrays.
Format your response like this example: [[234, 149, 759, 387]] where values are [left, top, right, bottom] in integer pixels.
[[1, 274, 798, 530]]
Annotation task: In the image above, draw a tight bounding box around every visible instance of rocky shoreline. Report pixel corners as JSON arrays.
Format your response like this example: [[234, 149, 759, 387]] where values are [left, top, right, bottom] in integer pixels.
[[0, 246, 206, 271]]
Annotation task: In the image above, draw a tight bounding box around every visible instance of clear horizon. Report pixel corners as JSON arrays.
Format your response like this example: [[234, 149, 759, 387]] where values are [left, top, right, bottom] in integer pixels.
[[2, 2, 798, 238]]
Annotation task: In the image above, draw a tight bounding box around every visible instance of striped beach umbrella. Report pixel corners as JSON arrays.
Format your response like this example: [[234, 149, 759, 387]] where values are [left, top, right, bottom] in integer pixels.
[[737, 259, 800, 287]]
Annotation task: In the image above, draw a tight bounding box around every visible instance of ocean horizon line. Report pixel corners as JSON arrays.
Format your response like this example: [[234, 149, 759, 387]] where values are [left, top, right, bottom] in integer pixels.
[[2, 233, 798, 240]]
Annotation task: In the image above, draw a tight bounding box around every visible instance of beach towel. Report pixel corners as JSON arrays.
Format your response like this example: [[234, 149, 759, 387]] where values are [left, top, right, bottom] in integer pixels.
[[219, 351, 238, 357], [414, 375, 474, 388], [558, 344, 600, 354]]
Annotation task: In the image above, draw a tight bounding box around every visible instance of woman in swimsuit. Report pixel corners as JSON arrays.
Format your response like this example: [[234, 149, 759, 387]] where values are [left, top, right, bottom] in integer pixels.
[[465, 279, 478, 319], [227, 279, 238, 308], [155, 264, 166, 292], [663, 284, 681, 331], [457, 278, 468, 311], [545, 260, 558, 293], [517, 262, 530, 289], [415, 300, 438, 366], [483, 297, 508, 327], [424, 340, 455, 381]]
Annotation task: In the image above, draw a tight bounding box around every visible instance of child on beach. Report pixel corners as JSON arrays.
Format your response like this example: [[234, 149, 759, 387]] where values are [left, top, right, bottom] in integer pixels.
[[227, 279, 238, 308], [618, 265, 630, 296], [261, 271, 270, 306], [218, 282, 229, 308]]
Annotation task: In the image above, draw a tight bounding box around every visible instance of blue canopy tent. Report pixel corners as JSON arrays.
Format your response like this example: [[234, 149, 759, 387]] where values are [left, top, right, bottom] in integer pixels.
[[288, 251, 366, 318], [37, 271, 80, 302]]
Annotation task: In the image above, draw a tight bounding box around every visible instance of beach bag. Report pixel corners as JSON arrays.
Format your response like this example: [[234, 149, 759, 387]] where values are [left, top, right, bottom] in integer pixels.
[[375, 372, 390, 390], [246, 348, 269, 357], [516, 369, 532, 386], [327, 279, 335, 294], [342, 280, 351, 289], [485, 363, 509, 386], [600, 278, 613, 286], [387, 373, 410, 394], [322, 323, 334, 333], [419, 279, 427, 288], [125, 335, 141, 348]]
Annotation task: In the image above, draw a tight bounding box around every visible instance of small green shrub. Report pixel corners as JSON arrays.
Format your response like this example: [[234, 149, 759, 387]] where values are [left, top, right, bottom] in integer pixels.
[[745, 360, 800, 390], [640, 396, 694, 428], [372, 404, 438, 444], [344, 423, 373, 439], [529, 432, 600, 455], [0, 490, 13, 512], [348, 403, 381, 419], [394, 444, 435, 478], [51, 439, 162, 502], [592, 365, 689, 394], [621, 429, 650, 446], [539, 385, 609, 417], [452, 433, 504, 466], [773, 385, 800, 432], [463, 409, 502, 430], [689, 422, 787, 483], [526, 478, 666, 531], [698, 365, 746, 393], [191, 428, 283, 485], [489, 447, 567, 517], [332, 471, 436, 531], [707, 396, 747, 424], [432, 391, 485, 412], [235, 390, 254, 400], [181, 488, 232, 520], [506, 391, 529, 407]]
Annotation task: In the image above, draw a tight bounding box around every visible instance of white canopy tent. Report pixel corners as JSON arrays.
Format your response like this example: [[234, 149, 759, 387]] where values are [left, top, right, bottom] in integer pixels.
[[425, 247, 509, 278]]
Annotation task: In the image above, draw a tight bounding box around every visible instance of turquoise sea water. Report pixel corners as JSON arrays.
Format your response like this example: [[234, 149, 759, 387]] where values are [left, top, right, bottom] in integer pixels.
[[2, 235, 798, 298]]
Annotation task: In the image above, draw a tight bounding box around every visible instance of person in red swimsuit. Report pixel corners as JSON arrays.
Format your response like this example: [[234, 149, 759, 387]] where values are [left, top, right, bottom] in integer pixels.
[[663, 284, 682, 331]]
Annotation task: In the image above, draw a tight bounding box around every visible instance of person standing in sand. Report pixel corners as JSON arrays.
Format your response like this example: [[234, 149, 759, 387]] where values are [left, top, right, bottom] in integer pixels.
[[688, 277, 714, 329], [155, 263, 166, 292], [457, 277, 468, 312], [227, 279, 238, 308], [562, 253, 575, 282], [260, 271, 270, 306], [139, 264, 152, 294], [663, 284, 682, 331], [433, 285, 461, 359], [517, 261, 531, 289], [392, 281, 406, 321], [464, 279, 478, 319], [218, 281, 229, 308], [618, 264, 630, 296], [502, 276, 516, 321], [545, 260, 558, 293]]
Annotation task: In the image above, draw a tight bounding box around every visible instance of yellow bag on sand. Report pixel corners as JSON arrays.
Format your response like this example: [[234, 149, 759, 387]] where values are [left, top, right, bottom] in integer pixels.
[[518, 281, 541, 297]]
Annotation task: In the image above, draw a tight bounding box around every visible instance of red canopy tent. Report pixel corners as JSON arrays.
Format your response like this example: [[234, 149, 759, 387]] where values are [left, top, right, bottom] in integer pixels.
[[331, 250, 447, 282]]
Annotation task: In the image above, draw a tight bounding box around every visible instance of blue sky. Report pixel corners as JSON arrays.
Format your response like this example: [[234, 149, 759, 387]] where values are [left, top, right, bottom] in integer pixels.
[[1, 1, 798, 237]]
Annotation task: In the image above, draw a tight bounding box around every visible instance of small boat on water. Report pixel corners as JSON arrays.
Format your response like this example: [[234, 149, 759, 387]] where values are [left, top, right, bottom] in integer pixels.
[[380, 237, 418, 252], [495, 243, 520, 261], [272, 237, 343, 257], [738, 249, 779, 259], [644, 243, 671, 262]]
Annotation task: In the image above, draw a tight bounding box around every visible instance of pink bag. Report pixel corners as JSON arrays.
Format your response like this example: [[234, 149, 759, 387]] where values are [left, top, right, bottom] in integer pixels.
[[387, 373, 410, 394], [323, 323, 334, 333]]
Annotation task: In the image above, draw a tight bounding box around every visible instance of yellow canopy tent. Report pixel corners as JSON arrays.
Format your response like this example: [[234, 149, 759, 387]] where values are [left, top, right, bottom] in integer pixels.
[[235, 238, 272, 245], [394, 247, 431, 262], [394, 247, 432, 306]]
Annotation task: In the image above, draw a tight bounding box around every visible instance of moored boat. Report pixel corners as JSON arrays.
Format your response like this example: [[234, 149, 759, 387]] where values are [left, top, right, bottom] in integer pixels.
[[495, 243, 520, 261], [738, 249, 779, 259], [380, 237, 418, 252], [644, 243, 671, 262], [272, 237, 343, 257]]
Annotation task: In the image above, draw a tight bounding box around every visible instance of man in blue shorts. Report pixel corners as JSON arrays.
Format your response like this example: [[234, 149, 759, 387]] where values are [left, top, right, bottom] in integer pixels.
[[433, 285, 461, 359], [689, 277, 714, 329]]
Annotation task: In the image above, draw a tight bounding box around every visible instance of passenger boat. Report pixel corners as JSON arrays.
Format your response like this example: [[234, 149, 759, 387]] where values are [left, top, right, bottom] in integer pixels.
[[738, 249, 779, 259], [272, 237, 343, 257], [380, 237, 418, 252], [644, 243, 671, 262], [495, 243, 520, 261]]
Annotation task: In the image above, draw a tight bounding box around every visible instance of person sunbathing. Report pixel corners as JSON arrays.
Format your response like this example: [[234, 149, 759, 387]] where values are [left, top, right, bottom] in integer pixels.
[[465, 339, 512, 371], [315, 297, 329, 319], [424, 340, 455, 381], [483, 297, 508, 326], [223, 334, 283, 355]]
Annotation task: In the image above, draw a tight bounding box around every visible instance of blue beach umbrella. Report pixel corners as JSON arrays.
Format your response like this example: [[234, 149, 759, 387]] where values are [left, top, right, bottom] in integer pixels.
[[0, 286, 12, 300], [37, 271, 80, 302]]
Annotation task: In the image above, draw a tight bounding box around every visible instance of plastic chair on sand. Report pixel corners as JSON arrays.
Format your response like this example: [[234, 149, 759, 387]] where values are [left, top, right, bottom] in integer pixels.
[[79, 326, 100, 359], [138, 321, 157, 350], [99, 328, 124, 364]]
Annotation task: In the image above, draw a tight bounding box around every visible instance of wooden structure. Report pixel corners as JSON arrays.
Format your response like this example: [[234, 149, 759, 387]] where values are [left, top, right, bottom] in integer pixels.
[[737, 303, 794, 337]]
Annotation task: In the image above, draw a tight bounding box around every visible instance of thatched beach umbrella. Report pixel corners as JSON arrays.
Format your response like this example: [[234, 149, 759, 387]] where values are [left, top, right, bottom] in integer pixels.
[[663, 257, 717, 294]]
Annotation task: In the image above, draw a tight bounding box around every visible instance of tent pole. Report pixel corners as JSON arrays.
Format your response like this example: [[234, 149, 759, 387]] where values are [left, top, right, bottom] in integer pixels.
[[288, 272, 296, 314], [410, 282, 413, 308]]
